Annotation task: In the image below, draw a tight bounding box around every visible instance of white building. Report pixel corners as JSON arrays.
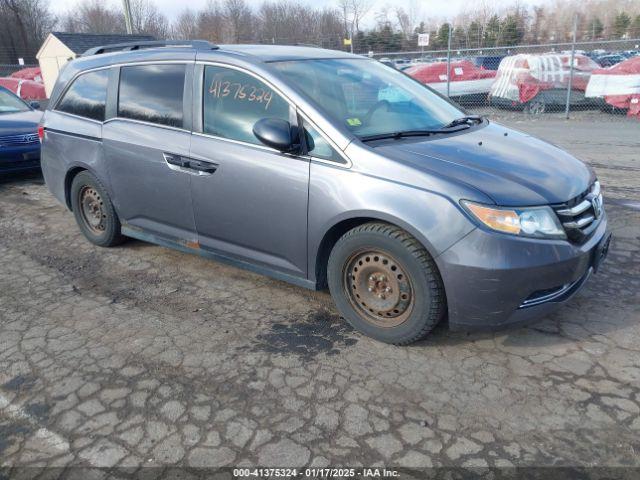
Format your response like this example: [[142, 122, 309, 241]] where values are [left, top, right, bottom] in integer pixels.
[[36, 32, 154, 97]]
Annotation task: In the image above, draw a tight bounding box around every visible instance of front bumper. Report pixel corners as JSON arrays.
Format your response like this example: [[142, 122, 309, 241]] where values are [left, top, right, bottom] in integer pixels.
[[0, 145, 41, 173], [436, 213, 609, 330]]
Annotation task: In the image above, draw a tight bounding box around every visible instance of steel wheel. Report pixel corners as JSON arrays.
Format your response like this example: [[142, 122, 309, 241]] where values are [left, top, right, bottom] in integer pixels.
[[78, 186, 106, 234], [527, 100, 546, 115], [343, 249, 414, 328]]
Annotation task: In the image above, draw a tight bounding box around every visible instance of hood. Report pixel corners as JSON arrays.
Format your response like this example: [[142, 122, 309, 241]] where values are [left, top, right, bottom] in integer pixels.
[[0, 110, 42, 137], [375, 122, 594, 206]]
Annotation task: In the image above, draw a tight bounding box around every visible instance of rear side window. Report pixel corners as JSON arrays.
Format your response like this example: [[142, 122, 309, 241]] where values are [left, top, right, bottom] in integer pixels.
[[57, 69, 109, 121], [118, 64, 185, 128], [203, 65, 290, 145]]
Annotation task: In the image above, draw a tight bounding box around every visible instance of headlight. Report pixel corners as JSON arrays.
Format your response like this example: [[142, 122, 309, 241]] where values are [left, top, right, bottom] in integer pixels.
[[461, 201, 566, 239]]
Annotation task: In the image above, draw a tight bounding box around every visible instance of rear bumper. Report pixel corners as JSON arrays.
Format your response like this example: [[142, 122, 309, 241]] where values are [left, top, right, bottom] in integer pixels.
[[436, 213, 609, 330], [0, 145, 40, 172]]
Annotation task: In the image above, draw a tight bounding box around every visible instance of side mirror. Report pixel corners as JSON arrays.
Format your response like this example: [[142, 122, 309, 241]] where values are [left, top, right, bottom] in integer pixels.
[[29, 101, 40, 110], [253, 118, 298, 153]]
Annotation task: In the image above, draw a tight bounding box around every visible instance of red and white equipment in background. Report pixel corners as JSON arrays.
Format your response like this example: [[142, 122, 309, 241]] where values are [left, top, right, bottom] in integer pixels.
[[0, 77, 46, 101], [490, 53, 599, 105], [586, 56, 640, 118], [10, 67, 43, 83], [405, 60, 497, 99], [0, 66, 46, 101]]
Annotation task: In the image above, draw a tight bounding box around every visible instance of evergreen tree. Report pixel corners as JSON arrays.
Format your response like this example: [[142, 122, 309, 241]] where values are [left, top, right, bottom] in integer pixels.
[[437, 22, 451, 48], [468, 20, 482, 48], [629, 15, 640, 38], [501, 15, 523, 46], [428, 29, 439, 48], [483, 15, 501, 47], [589, 17, 604, 39], [355, 30, 367, 52], [452, 26, 466, 49], [613, 12, 631, 38]]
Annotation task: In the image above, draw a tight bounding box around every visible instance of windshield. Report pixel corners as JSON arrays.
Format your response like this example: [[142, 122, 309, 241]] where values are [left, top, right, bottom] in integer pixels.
[[270, 58, 463, 138], [0, 88, 30, 114]]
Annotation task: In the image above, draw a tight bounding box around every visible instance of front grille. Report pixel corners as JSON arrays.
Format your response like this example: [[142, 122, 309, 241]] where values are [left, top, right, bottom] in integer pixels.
[[0, 133, 39, 147], [553, 181, 603, 243]]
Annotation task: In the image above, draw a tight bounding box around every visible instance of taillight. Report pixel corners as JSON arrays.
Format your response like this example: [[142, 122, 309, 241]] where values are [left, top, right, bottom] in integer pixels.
[[38, 125, 44, 142]]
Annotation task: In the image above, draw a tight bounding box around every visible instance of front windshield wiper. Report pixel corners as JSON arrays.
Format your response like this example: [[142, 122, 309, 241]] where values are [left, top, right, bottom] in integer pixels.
[[360, 124, 470, 142], [441, 115, 484, 129]]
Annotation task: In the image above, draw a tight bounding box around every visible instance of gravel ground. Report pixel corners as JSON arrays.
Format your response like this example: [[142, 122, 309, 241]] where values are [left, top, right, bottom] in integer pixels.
[[0, 114, 639, 477]]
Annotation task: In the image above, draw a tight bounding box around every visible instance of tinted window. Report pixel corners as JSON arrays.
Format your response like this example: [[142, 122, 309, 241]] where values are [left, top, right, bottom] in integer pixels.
[[57, 69, 109, 121], [203, 66, 290, 145], [304, 121, 343, 163], [118, 64, 185, 128]]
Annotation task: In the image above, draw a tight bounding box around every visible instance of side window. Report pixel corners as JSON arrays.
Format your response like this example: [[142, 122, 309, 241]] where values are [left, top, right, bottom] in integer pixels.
[[304, 122, 344, 163], [118, 64, 185, 128], [203, 65, 290, 145], [56, 69, 109, 121]]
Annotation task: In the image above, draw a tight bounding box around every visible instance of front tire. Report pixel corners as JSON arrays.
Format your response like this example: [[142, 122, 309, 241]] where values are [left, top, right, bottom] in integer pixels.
[[327, 223, 446, 345], [70, 171, 124, 247]]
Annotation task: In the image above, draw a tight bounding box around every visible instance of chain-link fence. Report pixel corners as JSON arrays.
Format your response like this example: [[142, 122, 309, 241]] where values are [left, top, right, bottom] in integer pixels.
[[2, 34, 639, 121], [366, 37, 640, 121], [253, 32, 640, 121], [0, 63, 38, 77]]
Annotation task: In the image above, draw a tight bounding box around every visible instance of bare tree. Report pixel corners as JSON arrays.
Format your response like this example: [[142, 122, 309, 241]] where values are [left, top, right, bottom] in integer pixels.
[[0, 0, 57, 62], [223, 0, 254, 42], [338, 0, 373, 39], [129, 0, 169, 37], [60, 0, 125, 34], [172, 8, 198, 40], [257, 0, 334, 45], [395, 1, 421, 40], [195, 1, 225, 43]]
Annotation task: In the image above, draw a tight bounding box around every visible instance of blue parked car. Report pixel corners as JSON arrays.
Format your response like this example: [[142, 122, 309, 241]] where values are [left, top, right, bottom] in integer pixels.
[[0, 86, 42, 173]]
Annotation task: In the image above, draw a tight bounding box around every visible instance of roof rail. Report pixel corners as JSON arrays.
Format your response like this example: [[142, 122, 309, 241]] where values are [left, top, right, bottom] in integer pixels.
[[293, 43, 321, 48], [82, 40, 219, 56]]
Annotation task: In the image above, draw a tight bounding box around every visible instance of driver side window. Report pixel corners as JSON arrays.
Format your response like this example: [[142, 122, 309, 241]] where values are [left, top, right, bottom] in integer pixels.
[[203, 66, 290, 145]]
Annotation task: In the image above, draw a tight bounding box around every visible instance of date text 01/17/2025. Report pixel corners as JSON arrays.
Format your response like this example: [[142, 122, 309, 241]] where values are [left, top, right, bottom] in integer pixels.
[[232, 468, 401, 478]]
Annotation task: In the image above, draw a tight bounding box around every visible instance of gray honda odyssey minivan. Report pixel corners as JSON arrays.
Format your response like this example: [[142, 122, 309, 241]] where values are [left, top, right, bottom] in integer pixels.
[[40, 40, 611, 344]]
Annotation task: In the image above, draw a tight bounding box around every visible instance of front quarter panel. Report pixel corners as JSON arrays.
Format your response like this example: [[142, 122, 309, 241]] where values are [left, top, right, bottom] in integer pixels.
[[308, 160, 477, 281]]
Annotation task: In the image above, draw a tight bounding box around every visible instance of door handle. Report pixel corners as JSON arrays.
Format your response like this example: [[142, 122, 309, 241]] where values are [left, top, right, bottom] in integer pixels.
[[188, 159, 218, 174], [163, 152, 187, 167]]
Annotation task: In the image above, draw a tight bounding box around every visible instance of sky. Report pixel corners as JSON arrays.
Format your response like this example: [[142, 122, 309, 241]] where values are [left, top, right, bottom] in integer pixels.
[[50, 0, 555, 27]]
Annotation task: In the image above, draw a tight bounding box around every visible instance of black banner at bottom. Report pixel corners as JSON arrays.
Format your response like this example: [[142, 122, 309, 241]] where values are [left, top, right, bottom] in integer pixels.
[[1, 467, 640, 480]]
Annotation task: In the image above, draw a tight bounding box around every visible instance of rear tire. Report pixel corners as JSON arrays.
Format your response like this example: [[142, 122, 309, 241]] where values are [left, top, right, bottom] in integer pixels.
[[70, 171, 124, 247], [526, 98, 546, 115], [327, 222, 446, 345]]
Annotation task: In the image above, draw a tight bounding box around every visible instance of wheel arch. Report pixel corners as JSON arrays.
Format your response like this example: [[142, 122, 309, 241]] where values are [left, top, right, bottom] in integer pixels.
[[64, 166, 89, 210], [313, 212, 440, 290], [64, 163, 113, 211]]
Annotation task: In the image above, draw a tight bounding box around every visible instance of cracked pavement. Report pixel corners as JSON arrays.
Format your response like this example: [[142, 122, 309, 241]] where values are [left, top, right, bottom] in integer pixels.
[[0, 116, 639, 474]]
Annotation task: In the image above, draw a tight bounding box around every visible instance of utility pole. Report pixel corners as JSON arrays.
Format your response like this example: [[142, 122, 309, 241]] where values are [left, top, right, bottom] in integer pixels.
[[446, 23, 452, 97], [565, 13, 578, 119], [122, 0, 133, 34]]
